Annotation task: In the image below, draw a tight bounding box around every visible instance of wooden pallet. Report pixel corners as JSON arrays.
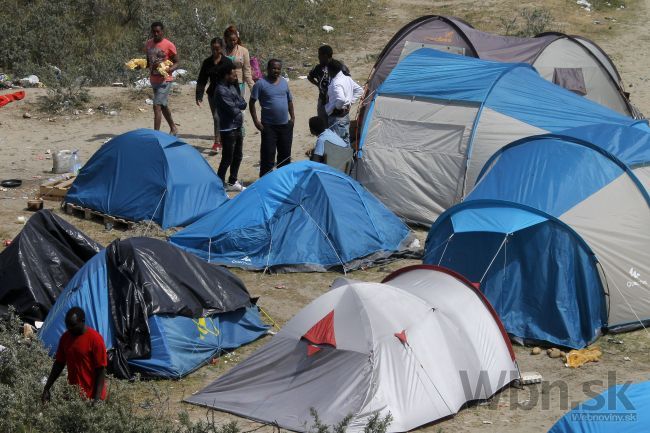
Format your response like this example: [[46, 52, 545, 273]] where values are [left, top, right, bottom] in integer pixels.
[[40, 175, 76, 201], [63, 202, 135, 230]]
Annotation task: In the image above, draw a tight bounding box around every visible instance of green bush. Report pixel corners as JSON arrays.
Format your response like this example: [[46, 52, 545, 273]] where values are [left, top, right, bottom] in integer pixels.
[[0, 0, 377, 87]]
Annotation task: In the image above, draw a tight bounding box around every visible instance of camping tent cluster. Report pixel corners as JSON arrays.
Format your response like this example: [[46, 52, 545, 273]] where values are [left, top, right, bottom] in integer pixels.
[[2, 13, 649, 433]]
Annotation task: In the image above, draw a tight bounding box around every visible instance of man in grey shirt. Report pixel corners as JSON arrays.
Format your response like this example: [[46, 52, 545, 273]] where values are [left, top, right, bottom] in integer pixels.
[[249, 59, 295, 177]]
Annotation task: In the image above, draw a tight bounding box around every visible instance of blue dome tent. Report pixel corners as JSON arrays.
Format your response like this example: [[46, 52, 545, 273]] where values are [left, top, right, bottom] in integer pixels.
[[424, 124, 650, 348], [356, 48, 646, 225], [39, 238, 268, 379], [170, 161, 414, 272], [549, 381, 650, 433], [65, 129, 228, 229]]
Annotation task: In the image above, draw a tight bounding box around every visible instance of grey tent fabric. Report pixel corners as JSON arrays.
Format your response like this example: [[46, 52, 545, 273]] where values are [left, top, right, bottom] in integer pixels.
[[323, 141, 354, 173], [360, 15, 639, 127]]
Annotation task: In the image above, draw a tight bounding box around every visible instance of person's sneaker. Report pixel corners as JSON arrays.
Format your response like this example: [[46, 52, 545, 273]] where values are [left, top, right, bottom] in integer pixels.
[[211, 141, 222, 153], [226, 180, 246, 192]]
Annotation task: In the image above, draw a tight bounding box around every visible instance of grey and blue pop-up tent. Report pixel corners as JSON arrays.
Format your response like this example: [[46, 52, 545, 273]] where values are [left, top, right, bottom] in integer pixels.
[[356, 48, 647, 225], [39, 237, 268, 379], [548, 381, 650, 433], [170, 161, 414, 272], [424, 124, 650, 348], [65, 129, 227, 229]]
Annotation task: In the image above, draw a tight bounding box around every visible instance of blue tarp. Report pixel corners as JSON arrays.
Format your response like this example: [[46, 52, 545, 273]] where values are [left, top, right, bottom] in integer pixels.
[[66, 129, 228, 229], [170, 161, 412, 272], [425, 201, 606, 349], [39, 248, 268, 378], [549, 381, 650, 433]]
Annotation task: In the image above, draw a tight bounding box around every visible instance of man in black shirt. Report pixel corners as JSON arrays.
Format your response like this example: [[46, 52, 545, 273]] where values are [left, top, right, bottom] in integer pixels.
[[307, 45, 350, 124]]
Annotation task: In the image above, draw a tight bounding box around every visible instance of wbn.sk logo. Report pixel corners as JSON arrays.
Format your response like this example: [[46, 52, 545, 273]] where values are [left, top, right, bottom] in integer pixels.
[[459, 370, 636, 414]]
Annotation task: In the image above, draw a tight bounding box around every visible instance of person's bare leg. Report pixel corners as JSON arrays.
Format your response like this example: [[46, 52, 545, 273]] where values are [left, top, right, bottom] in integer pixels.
[[153, 105, 163, 130], [162, 106, 178, 135]]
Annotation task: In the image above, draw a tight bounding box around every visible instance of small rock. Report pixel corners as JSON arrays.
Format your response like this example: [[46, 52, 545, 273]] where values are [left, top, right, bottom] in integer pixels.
[[531, 347, 542, 355], [23, 112, 32, 119], [549, 348, 562, 359]]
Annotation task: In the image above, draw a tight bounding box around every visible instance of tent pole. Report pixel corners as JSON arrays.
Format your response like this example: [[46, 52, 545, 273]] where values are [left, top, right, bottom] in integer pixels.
[[479, 234, 509, 284]]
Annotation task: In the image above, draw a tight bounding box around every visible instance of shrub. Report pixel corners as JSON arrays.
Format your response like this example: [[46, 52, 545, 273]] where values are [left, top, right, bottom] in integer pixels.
[[0, 0, 378, 87]]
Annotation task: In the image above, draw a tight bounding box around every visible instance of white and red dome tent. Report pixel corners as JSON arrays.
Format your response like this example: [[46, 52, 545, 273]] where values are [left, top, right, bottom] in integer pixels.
[[185, 265, 519, 432]]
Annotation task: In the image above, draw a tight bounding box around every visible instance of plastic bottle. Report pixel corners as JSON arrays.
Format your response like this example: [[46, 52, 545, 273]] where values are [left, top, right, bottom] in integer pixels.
[[71, 150, 82, 175]]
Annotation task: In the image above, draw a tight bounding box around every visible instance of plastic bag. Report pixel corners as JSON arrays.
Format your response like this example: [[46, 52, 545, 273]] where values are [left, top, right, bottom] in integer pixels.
[[250, 56, 263, 81]]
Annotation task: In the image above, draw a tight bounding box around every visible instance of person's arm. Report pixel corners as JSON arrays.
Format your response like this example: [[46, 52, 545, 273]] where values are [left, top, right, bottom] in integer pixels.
[[42, 361, 65, 403], [351, 79, 364, 104], [288, 88, 295, 124], [242, 47, 255, 89], [92, 367, 106, 402], [167, 49, 180, 73], [310, 153, 324, 163], [249, 97, 263, 131], [196, 60, 209, 105], [307, 66, 319, 86]]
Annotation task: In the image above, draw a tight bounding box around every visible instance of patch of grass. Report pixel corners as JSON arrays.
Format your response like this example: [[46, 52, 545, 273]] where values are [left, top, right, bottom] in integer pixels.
[[0, 0, 384, 87]]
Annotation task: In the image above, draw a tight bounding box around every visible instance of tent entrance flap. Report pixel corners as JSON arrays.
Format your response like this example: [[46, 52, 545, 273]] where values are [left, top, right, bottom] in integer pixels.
[[358, 95, 479, 223]]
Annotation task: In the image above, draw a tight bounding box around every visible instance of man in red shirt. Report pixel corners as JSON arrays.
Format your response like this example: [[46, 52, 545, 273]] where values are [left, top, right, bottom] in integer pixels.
[[145, 21, 180, 135], [42, 307, 107, 403]]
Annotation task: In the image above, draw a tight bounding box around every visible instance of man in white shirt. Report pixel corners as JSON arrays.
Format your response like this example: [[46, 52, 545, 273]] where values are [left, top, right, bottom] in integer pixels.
[[324, 60, 363, 145]]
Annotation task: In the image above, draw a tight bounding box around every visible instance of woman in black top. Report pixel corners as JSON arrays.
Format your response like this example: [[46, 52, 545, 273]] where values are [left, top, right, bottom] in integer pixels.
[[196, 37, 234, 152]]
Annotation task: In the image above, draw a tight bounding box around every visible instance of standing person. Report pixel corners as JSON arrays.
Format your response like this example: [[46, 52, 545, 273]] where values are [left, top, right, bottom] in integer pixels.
[[250, 59, 295, 177], [224, 25, 255, 98], [145, 21, 179, 135], [307, 45, 350, 124], [325, 60, 363, 145], [214, 64, 247, 191], [41, 307, 107, 404], [196, 37, 234, 152]]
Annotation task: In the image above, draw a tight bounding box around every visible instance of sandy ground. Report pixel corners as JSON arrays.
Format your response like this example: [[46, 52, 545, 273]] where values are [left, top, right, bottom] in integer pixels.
[[1, 0, 650, 432]]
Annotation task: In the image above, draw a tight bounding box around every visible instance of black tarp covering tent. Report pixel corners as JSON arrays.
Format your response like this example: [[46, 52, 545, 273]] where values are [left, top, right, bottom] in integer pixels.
[[0, 210, 102, 321], [40, 237, 261, 379]]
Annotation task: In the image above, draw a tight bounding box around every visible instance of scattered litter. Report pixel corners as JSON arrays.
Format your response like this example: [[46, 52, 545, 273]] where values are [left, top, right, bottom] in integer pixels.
[[189, 80, 198, 87], [19, 75, 40, 86], [482, 420, 493, 425], [274, 284, 287, 289], [531, 346, 542, 355], [0, 344, 5, 352], [72, 109, 80, 116], [34, 321, 43, 329], [87, 108, 95, 115], [565, 347, 602, 368], [125, 58, 147, 70], [520, 372, 543, 384], [607, 338, 624, 344], [134, 77, 151, 89], [1, 179, 22, 188], [322, 25, 334, 33], [112, 82, 125, 87], [624, 356, 631, 361], [408, 238, 421, 249], [138, 108, 146, 112], [298, 75, 308, 80], [23, 112, 32, 119], [16, 216, 26, 224], [145, 98, 154, 105], [108, 110, 118, 116], [172, 69, 188, 78]]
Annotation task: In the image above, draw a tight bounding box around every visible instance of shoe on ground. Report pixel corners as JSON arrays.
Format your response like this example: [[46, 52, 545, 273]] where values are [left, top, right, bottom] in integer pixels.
[[226, 180, 246, 192]]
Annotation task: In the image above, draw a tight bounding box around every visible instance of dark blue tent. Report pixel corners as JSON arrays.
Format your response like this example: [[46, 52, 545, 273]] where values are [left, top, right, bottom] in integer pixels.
[[39, 238, 268, 379], [549, 381, 650, 433], [66, 129, 228, 229], [170, 161, 414, 272], [424, 124, 650, 348]]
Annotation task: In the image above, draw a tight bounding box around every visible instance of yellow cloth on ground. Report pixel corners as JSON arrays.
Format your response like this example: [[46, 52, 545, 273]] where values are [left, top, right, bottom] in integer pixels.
[[566, 347, 602, 368]]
